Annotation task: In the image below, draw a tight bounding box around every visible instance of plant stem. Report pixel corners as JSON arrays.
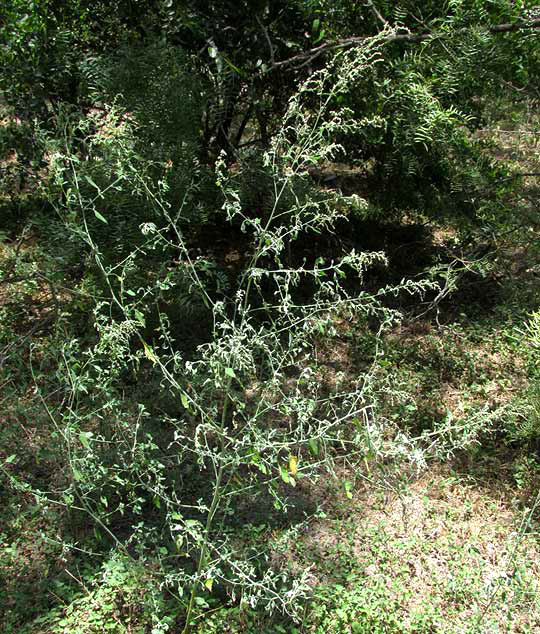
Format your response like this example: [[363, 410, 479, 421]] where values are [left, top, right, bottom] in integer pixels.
[[182, 463, 225, 634], [183, 379, 233, 634]]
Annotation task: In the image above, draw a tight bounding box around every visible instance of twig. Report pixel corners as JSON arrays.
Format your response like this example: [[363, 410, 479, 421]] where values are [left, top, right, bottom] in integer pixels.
[[271, 32, 423, 70], [256, 15, 275, 66], [365, 0, 389, 30], [489, 17, 540, 33], [0, 314, 54, 367], [271, 18, 540, 71]]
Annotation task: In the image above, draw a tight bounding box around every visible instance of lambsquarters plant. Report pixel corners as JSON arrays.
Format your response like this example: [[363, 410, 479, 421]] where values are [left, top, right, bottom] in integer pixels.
[[39, 28, 439, 633]]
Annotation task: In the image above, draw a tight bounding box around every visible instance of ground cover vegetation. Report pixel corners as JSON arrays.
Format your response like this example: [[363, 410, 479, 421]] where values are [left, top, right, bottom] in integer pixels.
[[1, 0, 540, 632]]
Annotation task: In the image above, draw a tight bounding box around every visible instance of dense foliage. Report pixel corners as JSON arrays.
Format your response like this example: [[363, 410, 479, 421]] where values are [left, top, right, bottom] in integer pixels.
[[1, 1, 540, 632]]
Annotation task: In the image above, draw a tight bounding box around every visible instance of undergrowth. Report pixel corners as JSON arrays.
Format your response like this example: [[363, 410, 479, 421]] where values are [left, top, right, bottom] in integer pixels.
[[2, 13, 540, 634]]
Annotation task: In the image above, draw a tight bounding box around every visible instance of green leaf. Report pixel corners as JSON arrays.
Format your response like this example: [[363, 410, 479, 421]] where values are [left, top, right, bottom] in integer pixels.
[[314, 28, 326, 44], [180, 392, 189, 410], [225, 367, 236, 378], [5, 454, 16, 463], [312, 18, 320, 31], [221, 53, 244, 76], [344, 480, 353, 500], [84, 175, 100, 190], [143, 341, 157, 363], [280, 466, 290, 484], [251, 451, 268, 474], [79, 431, 92, 449], [308, 438, 319, 456], [205, 578, 214, 592], [94, 210, 108, 224]]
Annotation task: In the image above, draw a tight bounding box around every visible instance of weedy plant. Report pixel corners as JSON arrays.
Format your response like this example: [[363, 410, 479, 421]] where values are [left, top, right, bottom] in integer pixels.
[[17, 29, 444, 633]]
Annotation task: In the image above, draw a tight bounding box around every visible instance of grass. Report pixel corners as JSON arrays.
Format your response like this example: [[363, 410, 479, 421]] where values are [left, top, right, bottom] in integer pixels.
[[190, 454, 540, 633], [297, 460, 540, 633]]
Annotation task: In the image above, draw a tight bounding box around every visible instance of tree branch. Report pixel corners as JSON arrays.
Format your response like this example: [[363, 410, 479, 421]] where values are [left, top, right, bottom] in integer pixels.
[[256, 15, 275, 66], [270, 17, 540, 71], [364, 0, 389, 30], [490, 17, 540, 33]]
